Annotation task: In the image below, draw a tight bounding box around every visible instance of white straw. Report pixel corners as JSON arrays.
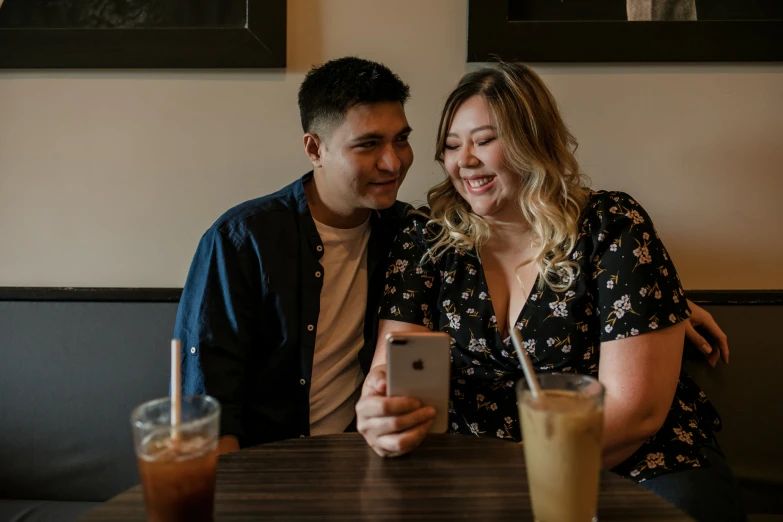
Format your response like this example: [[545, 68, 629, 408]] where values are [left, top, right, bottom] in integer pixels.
[[510, 328, 542, 400], [171, 339, 182, 440]]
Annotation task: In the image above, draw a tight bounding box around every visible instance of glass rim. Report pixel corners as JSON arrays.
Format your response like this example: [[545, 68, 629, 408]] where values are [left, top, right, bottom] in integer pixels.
[[130, 394, 220, 431], [515, 372, 604, 395]]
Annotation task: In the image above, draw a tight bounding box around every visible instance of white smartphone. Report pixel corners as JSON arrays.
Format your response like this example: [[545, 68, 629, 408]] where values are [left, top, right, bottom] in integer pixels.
[[385, 331, 451, 434]]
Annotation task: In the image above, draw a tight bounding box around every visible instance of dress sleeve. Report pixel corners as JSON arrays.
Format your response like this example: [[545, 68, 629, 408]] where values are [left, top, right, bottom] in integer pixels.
[[377, 211, 441, 330], [588, 192, 691, 343]]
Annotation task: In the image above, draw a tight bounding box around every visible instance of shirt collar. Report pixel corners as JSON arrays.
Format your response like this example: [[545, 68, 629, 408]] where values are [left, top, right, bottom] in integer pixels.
[[291, 172, 322, 258], [292, 171, 314, 217], [293, 170, 399, 253]]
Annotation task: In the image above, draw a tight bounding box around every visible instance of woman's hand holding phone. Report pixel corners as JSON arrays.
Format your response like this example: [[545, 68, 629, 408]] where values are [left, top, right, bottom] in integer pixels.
[[355, 364, 436, 458]]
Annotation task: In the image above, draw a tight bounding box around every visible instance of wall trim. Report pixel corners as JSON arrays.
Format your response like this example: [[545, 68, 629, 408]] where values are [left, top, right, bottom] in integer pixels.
[[0, 287, 182, 302], [686, 290, 783, 305], [1, 287, 782, 305]]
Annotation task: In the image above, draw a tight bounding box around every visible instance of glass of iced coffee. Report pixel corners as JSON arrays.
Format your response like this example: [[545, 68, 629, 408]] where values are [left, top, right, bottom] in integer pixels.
[[516, 373, 604, 522], [130, 395, 221, 522]]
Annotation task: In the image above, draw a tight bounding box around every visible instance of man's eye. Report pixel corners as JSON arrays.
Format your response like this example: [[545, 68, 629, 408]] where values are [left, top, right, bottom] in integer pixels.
[[396, 134, 410, 142], [359, 141, 377, 148]]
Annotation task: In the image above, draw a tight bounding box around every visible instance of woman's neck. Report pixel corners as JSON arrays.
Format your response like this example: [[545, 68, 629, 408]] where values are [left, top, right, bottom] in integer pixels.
[[483, 212, 535, 255]]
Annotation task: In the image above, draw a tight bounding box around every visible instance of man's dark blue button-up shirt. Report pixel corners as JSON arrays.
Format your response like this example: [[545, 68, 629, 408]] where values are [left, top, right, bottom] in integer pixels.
[[174, 172, 408, 447]]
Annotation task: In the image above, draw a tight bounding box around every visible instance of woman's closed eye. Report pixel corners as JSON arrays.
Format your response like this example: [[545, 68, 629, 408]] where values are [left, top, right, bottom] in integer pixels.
[[444, 136, 495, 151]]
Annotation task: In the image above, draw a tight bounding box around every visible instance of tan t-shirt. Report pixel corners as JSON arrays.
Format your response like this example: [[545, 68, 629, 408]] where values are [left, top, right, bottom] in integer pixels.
[[308, 217, 371, 435]]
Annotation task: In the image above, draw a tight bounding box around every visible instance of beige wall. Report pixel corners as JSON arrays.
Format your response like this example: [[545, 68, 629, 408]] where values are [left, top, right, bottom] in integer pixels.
[[1, 0, 781, 289]]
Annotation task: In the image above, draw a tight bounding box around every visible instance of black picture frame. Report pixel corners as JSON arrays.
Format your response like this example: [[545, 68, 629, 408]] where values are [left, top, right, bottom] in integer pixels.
[[468, 0, 783, 62], [0, 0, 286, 68]]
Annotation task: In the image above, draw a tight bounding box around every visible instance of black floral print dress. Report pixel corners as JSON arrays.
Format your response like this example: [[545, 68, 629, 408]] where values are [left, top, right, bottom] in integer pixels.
[[378, 191, 722, 483]]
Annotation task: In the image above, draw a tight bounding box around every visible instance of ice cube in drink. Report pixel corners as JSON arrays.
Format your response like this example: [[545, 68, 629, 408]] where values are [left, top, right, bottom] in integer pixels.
[[137, 432, 218, 522]]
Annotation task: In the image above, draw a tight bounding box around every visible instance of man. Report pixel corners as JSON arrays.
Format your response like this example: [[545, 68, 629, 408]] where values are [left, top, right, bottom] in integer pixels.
[[175, 57, 413, 454], [176, 56, 727, 456]]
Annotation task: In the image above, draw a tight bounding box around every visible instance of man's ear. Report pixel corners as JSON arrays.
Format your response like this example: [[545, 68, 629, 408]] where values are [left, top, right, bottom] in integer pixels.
[[303, 132, 324, 167]]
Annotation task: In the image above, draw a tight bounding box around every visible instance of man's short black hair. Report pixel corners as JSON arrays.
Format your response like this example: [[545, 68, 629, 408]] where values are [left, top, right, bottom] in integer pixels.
[[298, 56, 410, 136]]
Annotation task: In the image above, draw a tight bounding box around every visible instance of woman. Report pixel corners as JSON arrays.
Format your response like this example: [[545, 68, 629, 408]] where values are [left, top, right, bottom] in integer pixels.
[[356, 63, 743, 521]]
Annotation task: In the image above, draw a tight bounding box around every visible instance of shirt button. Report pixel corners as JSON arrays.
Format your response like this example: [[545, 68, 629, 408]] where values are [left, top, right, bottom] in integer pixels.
[[299, 378, 306, 385], [307, 324, 314, 331], [316, 246, 323, 252], [315, 271, 321, 278], [190, 347, 196, 354]]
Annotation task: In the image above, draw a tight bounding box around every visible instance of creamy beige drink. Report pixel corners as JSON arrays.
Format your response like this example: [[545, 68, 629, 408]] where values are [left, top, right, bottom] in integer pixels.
[[517, 376, 604, 522]]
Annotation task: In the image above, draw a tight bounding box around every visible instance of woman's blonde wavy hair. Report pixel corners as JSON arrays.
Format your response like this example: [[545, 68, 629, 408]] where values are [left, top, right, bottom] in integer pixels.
[[428, 62, 590, 292]]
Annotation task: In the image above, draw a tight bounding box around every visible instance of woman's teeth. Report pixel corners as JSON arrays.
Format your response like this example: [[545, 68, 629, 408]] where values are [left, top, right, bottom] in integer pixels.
[[468, 177, 492, 188]]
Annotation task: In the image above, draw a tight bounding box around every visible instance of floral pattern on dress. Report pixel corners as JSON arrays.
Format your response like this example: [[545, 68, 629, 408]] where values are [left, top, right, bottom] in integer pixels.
[[378, 191, 721, 483]]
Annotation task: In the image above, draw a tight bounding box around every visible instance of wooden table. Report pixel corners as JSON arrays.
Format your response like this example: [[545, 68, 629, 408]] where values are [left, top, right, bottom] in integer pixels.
[[82, 433, 693, 521]]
